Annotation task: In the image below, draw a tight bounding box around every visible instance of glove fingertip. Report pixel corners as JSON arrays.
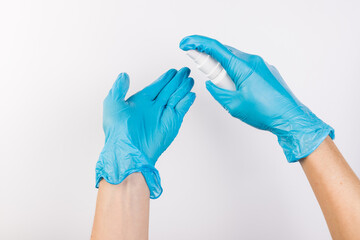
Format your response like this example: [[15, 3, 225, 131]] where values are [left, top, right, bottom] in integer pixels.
[[179, 37, 188, 50], [205, 80, 219, 94], [117, 72, 129, 79], [179, 35, 194, 50], [205, 80, 235, 110], [205, 79, 215, 87], [179, 35, 205, 51], [189, 91, 196, 103], [188, 77, 195, 88], [111, 72, 130, 100], [114, 72, 129, 88]]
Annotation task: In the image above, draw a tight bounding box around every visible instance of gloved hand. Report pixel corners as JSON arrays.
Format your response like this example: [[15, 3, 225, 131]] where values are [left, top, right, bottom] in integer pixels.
[[96, 68, 196, 199], [180, 35, 334, 162]]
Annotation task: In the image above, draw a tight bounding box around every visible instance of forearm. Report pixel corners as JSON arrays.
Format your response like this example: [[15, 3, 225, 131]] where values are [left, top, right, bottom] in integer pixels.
[[300, 136, 360, 240], [91, 173, 150, 240]]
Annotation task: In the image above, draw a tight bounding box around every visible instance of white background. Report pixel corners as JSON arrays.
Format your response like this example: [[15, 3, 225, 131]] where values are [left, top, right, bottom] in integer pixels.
[[1, 0, 359, 239]]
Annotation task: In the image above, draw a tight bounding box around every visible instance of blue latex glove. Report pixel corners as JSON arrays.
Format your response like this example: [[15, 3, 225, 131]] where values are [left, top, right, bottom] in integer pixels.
[[96, 68, 196, 199], [180, 35, 334, 162]]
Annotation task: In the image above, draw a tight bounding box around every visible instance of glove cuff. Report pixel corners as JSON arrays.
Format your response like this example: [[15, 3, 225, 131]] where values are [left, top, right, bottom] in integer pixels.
[[275, 106, 335, 163], [95, 143, 163, 199]]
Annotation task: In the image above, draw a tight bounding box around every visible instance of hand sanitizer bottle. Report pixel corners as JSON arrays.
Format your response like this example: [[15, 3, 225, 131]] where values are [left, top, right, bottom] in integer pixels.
[[185, 50, 236, 91]]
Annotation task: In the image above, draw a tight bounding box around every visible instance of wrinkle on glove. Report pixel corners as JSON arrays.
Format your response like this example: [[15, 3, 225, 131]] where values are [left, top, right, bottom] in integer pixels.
[[180, 35, 334, 162], [96, 69, 195, 198]]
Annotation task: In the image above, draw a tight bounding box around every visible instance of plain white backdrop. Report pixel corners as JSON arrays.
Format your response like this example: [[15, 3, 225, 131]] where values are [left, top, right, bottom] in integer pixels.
[[1, 0, 359, 239]]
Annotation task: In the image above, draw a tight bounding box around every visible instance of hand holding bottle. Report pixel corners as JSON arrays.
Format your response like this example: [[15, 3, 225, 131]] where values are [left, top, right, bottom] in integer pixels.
[[180, 35, 334, 162]]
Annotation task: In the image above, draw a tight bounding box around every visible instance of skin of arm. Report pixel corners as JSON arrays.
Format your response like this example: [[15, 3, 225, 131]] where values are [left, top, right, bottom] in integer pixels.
[[300, 136, 360, 240], [91, 173, 150, 240]]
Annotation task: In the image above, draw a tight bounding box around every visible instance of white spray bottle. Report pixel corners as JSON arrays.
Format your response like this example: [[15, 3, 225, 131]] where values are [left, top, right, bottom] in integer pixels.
[[185, 50, 236, 91]]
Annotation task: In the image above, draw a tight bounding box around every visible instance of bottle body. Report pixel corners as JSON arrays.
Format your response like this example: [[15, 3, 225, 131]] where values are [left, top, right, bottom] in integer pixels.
[[186, 50, 236, 91]]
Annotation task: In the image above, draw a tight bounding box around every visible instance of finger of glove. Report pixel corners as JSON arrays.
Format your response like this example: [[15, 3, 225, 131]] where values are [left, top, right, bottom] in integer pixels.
[[175, 92, 196, 117], [167, 77, 194, 108], [110, 73, 130, 101], [225, 45, 252, 61], [179, 35, 244, 81], [205, 80, 235, 111], [142, 69, 177, 100], [155, 67, 190, 105]]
